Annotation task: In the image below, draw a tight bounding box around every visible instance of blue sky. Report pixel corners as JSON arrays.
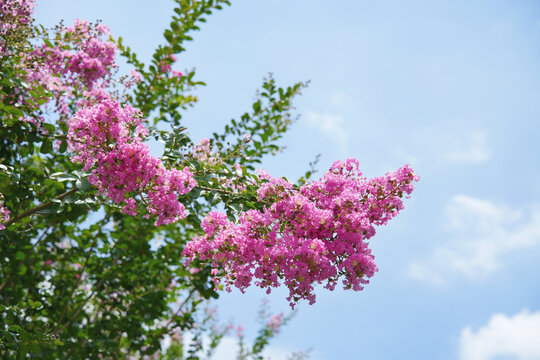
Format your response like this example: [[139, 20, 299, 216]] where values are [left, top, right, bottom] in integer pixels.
[[35, 1, 540, 359]]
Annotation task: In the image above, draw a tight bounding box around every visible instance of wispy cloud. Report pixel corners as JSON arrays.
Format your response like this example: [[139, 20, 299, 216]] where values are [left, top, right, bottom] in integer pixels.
[[408, 195, 540, 286], [328, 91, 348, 107], [459, 310, 540, 360], [443, 131, 492, 164], [305, 111, 348, 152]]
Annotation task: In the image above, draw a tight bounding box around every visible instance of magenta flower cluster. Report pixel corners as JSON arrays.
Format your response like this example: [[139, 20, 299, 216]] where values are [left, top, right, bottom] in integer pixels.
[[192, 138, 222, 166], [267, 313, 283, 333], [183, 159, 418, 307], [62, 20, 116, 85], [0, 194, 10, 230], [24, 19, 117, 119], [67, 99, 197, 226], [158, 54, 183, 80], [0, 0, 36, 55]]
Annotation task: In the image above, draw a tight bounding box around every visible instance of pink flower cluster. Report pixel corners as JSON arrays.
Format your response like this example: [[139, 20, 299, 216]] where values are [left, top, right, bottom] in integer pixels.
[[0, 0, 36, 55], [67, 99, 197, 226], [183, 159, 418, 307], [0, 195, 10, 230], [124, 69, 142, 89], [63, 20, 116, 85], [267, 313, 283, 333], [24, 19, 117, 118], [159, 54, 181, 76], [192, 138, 222, 166]]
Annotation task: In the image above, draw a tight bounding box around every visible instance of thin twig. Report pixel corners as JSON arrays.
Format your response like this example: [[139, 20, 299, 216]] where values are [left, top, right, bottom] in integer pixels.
[[164, 287, 196, 332], [5, 187, 78, 227]]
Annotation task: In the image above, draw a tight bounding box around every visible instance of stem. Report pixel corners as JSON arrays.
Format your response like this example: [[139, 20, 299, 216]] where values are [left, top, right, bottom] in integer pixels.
[[163, 288, 196, 333], [5, 188, 77, 227]]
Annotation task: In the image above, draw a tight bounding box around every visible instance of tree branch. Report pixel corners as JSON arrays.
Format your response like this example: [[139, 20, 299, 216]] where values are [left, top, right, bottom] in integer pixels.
[[5, 187, 77, 227]]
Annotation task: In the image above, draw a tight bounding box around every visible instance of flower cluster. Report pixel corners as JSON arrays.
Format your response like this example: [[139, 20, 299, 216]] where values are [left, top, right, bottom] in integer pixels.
[[124, 69, 142, 89], [67, 99, 197, 226], [192, 138, 222, 166], [63, 20, 116, 85], [23, 19, 117, 120], [0, 194, 10, 230], [267, 313, 283, 333], [183, 159, 418, 307], [0, 0, 36, 55], [158, 54, 182, 77]]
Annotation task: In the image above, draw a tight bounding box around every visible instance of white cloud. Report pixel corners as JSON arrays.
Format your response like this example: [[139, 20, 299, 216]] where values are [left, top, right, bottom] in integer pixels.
[[443, 130, 492, 164], [305, 111, 347, 152], [459, 310, 540, 360], [408, 195, 540, 285]]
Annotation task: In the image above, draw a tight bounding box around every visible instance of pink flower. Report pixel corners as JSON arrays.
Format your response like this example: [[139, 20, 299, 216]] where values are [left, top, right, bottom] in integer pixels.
[[67, 99, 197, 226], [183, 159, 418, 307], [130, 69, 142, 81], [0, 199, 10, 230], [192, 138, 222, 165], [267, 313, 283, 333], [160, 64, 172, 73], [0, 0, 37, 55], [20, 17, 119, 123], [236, 325, 244, 338]]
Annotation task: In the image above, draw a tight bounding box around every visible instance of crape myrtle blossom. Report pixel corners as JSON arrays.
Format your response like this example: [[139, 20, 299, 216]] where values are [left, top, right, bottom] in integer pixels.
[[159, 54, 177, 73], [192, 138, 222, 166], [23, 19, 117, 121], [124, 69, 142, 89], [0, 194, 10, 230], [183, 159, 418, 307], [267, 313, 283, 333], [0, 0, 36, 55], [67, 99, 197, 226]]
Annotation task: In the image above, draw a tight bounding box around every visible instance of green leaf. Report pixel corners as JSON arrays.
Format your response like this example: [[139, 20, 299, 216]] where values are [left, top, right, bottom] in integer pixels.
[[8, 324, 22, 333], [40, 139, 52, 154], [53, 173, 78, 182], [18, 265, 27, 275], [43, 38, 54, 48], [29, 300, 42, 309], [59, 140, 68, 153], [76, 178, 92, 192]]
